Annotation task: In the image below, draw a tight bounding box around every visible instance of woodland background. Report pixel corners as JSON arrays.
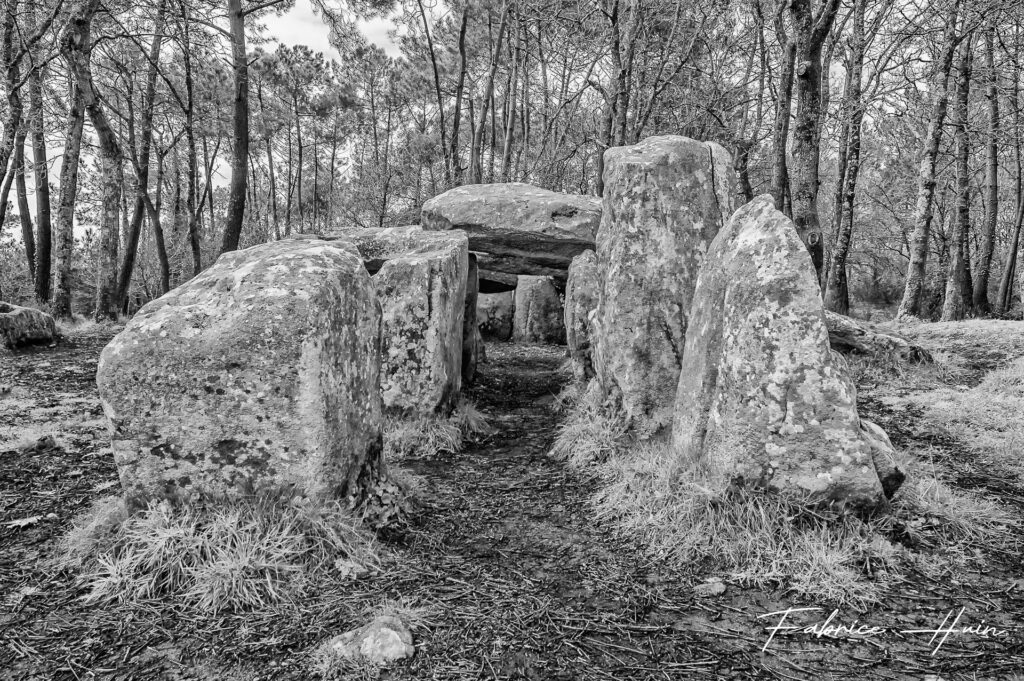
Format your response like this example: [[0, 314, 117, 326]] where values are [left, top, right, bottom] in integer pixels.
[[0, 0, 1022, 324]]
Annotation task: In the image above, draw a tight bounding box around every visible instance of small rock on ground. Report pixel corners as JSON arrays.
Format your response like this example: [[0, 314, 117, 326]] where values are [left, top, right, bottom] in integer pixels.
[[321, 615, 415, 665]]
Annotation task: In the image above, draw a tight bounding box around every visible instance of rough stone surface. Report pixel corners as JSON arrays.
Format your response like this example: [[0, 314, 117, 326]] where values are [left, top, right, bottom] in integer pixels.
[[478, 292, 514, 340], [96, 239, 384, 508], [593, 135, 733, 434], [513, 276, 565, 344], [0, 302, 57, 350], [671, 195, 902, 510], [324, 226, 469, 416], [463, 253, 479, 385], [565, 250, 599, 381], [323, 616, 415, 665], [421, 182, 601, 291]]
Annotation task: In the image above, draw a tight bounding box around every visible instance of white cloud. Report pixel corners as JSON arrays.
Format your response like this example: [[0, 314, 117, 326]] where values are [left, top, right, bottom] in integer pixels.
[[271, 0, 400, 60]]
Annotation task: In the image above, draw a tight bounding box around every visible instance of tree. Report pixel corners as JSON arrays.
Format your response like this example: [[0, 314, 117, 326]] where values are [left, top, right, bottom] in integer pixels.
[[940, 36, 974, 322], [787, 0, 842, 281], [896, 0, 967, 319], [62, 0, 126, 322], [971, 22, 999, 313]]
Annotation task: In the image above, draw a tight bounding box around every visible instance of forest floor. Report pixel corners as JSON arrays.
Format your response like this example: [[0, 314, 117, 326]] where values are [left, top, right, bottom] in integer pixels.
[[2, 324, 1024, 680]]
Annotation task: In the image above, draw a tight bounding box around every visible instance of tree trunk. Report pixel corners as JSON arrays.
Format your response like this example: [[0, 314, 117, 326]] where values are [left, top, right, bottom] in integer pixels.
[[15, 129, 35, 282], [823, 0, 866, 315], [972, 24, 999, 314], [941, 39, 974, 322], [997, 58, 1022, 315], [0, 3, 22, 239], [179, 3, 202, 276], [116, 0, 165, 309], [147, 150, 170, 294], [734, 140, 754, 205], [416, 0, 449, 186], [771, 39, 796, 214], [221, 0, 249, 253], [294, 94, 304, 230], [825, 310, 933, 364], [788, 0, 842, 282], [450, 6, 469, 185], [63, 0, 124, 321], [28, 33, 51, 302], [500, 22, 520, 182], [895, 0, 963, 319], [470, 2, 510, 184], [51, 83, 85, 320]]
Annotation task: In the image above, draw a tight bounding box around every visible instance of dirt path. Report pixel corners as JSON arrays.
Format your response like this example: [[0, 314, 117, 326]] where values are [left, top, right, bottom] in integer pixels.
[[2, 335, 1023, 680]]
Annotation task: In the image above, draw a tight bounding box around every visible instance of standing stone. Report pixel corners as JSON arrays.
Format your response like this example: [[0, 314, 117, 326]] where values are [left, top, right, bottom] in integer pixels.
[[565, 250, 599, 381], [672, 196, 902, 510], [421, 182, 601, 291], [0, 302, 57, 350], [513, 276, 565, 344], [594, 135, 733, 434], [96, 240, 384, 509], [462, 253, 479, 385], [478, 292, 514, 340], [326, 226, 468, 417]]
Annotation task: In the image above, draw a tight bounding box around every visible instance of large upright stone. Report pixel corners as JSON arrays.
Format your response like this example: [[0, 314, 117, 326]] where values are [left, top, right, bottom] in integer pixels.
[[96, 240, 383, 508], [672, 196, 902, 510], [0, 302, 56, 350], [478, 292, 514, 340], [462, 254, 479, 385], [513, 276, 565, 344], [421, 183, 601, 292], [326, 226, 469, 416], [593, 136, 733, 434], [565, 250, 599, 380]]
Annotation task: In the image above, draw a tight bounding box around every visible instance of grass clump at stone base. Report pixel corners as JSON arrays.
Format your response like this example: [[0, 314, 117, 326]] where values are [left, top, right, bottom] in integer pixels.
[[57, 493, 380, 615], [384, 398, 492, 460], [551, 380, 1019, 608], [549, 381, 628, 468]]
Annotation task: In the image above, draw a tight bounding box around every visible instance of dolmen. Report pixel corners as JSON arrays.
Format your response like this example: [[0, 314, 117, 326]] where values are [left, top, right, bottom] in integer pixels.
[[421, 182, 600, 293]]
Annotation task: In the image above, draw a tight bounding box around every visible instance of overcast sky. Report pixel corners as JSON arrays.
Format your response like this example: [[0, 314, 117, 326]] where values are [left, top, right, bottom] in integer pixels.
[[272, 0, 400, 59]]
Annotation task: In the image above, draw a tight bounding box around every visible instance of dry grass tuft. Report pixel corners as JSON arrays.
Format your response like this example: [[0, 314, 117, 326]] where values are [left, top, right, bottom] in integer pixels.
[[549, 382, 629, 468], [883, 451, 1019, 552], [57, 494, 379, 615], [589, 442, 898, 608], [554, 396, 1018, 608], [384, 399, 491, 460], [551, 378, 587, 414]]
